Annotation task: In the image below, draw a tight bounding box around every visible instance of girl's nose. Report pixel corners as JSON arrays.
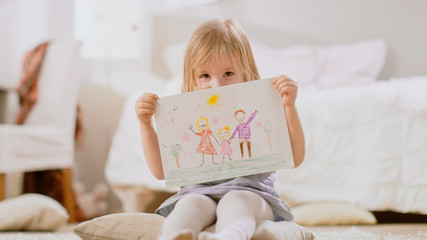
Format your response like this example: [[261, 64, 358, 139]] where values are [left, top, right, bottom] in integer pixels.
[[211, 77, 223, 87]]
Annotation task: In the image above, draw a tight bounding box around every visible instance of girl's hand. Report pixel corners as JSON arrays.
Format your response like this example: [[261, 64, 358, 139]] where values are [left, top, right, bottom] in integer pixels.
[[273, 75, 298, 107], [135, 92, 158, 125]]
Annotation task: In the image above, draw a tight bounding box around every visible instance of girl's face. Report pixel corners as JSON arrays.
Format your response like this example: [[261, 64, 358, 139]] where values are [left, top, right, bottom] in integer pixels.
[[219, 129, 228, 140], [195, 54, 244, 90], [199, 118, 208, 130]]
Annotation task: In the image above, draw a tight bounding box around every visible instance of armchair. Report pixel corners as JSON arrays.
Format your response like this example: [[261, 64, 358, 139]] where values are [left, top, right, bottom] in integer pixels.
[[0, 40, 81, 221]]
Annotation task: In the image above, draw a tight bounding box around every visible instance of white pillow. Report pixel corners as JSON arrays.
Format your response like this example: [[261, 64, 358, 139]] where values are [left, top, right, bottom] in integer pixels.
[[252, 39, 386, 88], [73, 213, 164, 240], [251, 42, 323, 86], [292, 202, 377, 226], [317, 39, 386, 87], [0, 193, 69, 231]]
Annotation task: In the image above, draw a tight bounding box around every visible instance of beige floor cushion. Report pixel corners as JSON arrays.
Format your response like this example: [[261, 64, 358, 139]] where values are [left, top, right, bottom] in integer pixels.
[[74, 212, 314, 240]]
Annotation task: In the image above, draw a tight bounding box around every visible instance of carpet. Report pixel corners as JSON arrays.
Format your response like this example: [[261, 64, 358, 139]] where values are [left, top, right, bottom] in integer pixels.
[[0, 233, 80, 239], [0, 227, 426, 239], [313, 227, 427, 240]]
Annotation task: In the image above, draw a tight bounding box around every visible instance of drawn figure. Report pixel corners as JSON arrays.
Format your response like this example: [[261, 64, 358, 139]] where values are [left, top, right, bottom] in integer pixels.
[[231, 109, 257, 158], [218, 125, 232, 161], [189, 116, 218, 166], [170, 144, 182, 169]]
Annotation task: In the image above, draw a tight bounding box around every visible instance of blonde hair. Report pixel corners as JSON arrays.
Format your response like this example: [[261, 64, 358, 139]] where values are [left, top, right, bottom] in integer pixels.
[[196, 116, 209, 132], [182, 19, 260, 93], [218, 125, 230, 139]]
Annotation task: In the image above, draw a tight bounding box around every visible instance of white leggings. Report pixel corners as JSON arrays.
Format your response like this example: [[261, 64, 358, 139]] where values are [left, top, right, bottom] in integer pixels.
[[160, 190, 274, 240]]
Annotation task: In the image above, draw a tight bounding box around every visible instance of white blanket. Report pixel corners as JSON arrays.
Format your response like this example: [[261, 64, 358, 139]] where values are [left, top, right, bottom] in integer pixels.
[[105, 76, 427, 213], [276, 76, 427, 214]]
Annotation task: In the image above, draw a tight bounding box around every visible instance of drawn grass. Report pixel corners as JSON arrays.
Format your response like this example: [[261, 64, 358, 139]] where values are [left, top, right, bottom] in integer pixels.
[[165, 153, 293, 187]]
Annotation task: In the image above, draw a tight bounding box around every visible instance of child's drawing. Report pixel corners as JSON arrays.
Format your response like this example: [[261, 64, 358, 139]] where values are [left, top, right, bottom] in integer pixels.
[[231, 109, 257, 158], [154, 78, 294, 187], [218, 125, 232, 161], [188, 116, 218, 166]]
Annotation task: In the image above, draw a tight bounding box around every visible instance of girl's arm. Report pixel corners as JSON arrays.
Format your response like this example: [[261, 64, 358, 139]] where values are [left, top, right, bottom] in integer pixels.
[[188, 124, 197, 135], [284, 105, 305, 167], [212, 134, 219, 144], [135, 93, 165, 180], [273, 76, 306, 167]]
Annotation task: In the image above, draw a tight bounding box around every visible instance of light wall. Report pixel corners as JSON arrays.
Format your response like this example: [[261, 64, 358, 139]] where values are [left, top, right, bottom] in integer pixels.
[[149, 0, 427, 80]]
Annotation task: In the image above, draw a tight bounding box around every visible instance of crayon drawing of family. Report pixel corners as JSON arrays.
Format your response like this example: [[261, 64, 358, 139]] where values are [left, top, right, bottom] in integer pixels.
[[188, 109, 258, 166]]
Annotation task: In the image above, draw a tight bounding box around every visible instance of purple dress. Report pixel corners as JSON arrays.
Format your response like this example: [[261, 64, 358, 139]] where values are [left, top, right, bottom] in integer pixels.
[[155, 172, 294, 222], [231, 112, 256, 140]]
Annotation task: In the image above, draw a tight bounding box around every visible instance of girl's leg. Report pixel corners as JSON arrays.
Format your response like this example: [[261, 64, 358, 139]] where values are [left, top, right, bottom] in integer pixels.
[[239, 140, 244, 158], [246, 140, 251, 158], [211, 154, 217, 164], [199, 190, 274, 240], [160, 194, 217, 240], [201, 153, 205, 166]]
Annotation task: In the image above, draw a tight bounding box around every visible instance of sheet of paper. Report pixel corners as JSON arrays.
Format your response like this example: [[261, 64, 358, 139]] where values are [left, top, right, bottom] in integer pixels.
[[154, 78, 293, 187]]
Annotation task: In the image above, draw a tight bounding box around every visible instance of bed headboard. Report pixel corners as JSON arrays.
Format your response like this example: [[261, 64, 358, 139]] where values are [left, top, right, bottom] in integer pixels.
[[148, 0, 427, 81]]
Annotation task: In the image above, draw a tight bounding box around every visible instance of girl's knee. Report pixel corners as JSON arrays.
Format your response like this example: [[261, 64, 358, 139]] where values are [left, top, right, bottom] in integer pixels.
[[218, 190, 258, 209], [217, 190, 272, 219], [176, 194, 217, 213], [221, 190, 259, 202]]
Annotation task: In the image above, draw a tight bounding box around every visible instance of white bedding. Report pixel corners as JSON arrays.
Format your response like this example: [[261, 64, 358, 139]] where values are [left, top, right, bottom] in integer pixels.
[[105, 76, 427, 214], [276, 76, 427, 214]]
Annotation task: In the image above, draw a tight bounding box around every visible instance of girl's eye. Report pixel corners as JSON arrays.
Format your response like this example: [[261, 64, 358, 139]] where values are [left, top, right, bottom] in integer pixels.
[[224, 71, 233, 77], [200, 74, 210, 79]]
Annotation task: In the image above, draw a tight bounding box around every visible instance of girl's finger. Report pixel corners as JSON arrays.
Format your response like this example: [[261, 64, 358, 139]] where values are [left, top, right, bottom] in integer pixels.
[[143, 95, 159, 103], [280, 85, 298, 94], [273, 75, 290, 83], [137, 93, 158, 103], [137, 102, 156, 110], [280, 87, 290, 95], [278, 81, 298, 90], [136, 108, 155, 114]]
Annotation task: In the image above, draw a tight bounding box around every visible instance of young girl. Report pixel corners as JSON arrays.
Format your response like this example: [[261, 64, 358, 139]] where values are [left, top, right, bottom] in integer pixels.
[[218, 125, 232, 161], [135, 19, 305, 240]]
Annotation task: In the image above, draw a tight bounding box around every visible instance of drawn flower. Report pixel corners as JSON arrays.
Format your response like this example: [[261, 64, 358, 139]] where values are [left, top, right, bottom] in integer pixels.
[[263, 120, 273, 133], [170, 144, 182, 169], [213, 116, 219, 124], [183, 133, 190, 142], [263, 120, 273, 152]]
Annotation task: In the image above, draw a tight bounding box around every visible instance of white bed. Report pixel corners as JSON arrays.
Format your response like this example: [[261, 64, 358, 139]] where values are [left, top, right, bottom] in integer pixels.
[[105, 76, 427, 215], [105, 14, 427, 215]]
